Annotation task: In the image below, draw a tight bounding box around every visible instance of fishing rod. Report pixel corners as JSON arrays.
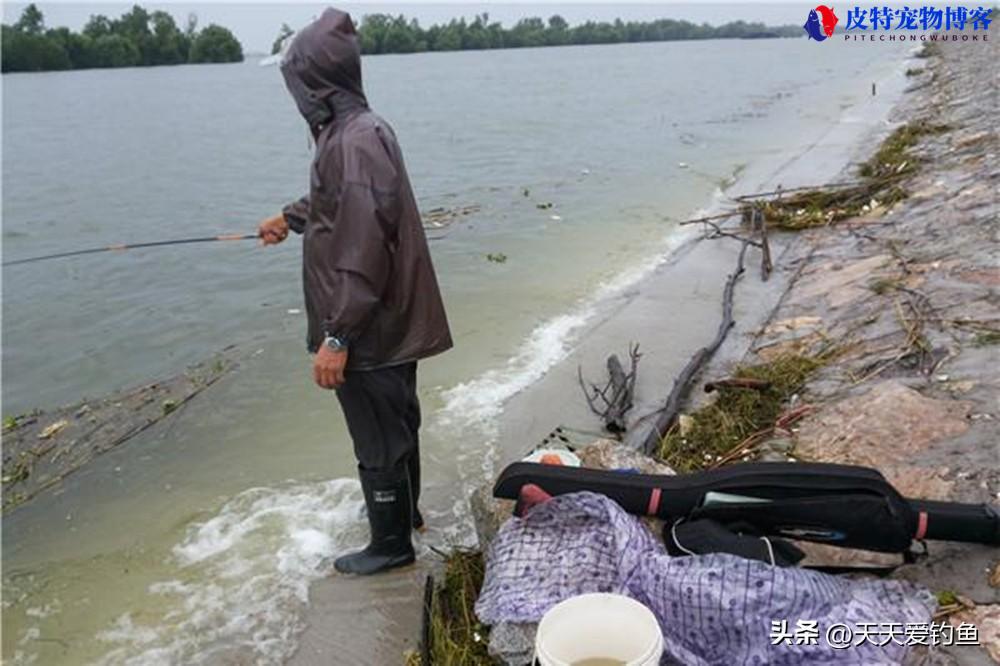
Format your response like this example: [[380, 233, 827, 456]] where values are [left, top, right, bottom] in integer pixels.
[[3, 223, 454, 267], [2, 233, 260, 267]]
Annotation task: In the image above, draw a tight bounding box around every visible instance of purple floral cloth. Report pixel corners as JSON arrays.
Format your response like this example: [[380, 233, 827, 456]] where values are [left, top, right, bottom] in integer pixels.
[[475, 492, 935, 665]]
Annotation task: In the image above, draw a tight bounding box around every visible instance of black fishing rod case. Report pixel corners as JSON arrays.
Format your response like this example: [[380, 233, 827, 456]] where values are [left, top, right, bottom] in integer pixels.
[[493, 461, 1000, 553]]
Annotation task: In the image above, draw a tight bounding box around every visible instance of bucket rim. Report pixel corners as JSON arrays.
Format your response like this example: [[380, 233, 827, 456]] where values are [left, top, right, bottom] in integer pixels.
[[535, 592, 663, 666]]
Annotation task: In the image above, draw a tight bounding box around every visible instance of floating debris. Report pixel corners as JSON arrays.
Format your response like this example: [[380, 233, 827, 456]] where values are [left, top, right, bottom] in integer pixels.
[[2, 350, 240, 513], [731, 121, 950, 231], [422, 204, 481, 229], [972, 331, 1000, 346], [37, 420, 68, 440]]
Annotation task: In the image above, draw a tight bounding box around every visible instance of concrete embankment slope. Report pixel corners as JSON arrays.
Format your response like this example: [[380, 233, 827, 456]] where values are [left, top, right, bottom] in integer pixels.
[[743, 40, 999, 664], [490, 38, 998, 666]]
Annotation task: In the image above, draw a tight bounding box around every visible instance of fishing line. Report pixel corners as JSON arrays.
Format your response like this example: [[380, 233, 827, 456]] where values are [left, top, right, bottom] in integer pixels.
[[4, 223, 452, 267], [3, 233, 260, 267]]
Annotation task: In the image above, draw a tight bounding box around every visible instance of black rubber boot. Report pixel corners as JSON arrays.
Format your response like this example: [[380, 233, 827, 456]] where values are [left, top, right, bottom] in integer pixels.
[[407, 452, 424, 531], [334, 467, 415, 575]]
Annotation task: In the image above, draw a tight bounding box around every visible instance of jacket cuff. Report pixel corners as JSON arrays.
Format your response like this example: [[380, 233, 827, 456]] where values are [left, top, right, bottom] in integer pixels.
[[282, 198, 309, 234]]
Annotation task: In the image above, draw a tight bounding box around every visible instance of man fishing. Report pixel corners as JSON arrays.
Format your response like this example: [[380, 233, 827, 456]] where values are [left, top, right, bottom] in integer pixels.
[[258, 8, 452, 575]]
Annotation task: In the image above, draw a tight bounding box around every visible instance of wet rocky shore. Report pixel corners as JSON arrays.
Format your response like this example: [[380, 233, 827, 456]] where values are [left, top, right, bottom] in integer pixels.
[[745, 39, 999, 664], [440, 39, 998, 665]]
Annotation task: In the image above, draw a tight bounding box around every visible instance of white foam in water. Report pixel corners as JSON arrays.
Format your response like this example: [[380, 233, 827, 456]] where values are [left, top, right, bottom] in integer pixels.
[[438, 222, 698, 440], [434, 222, 700, 512], [438, 311, 592, 432], [94, 478, 363, 666], [11, 627, 40, 666], [594, 225, 697, 301]]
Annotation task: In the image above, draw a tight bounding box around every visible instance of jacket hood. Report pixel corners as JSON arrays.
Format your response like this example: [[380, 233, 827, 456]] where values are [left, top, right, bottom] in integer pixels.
[[281, 8, 367, 128]]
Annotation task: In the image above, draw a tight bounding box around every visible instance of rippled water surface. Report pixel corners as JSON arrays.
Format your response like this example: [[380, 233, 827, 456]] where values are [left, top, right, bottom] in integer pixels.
[[2, 36, 904, 664]]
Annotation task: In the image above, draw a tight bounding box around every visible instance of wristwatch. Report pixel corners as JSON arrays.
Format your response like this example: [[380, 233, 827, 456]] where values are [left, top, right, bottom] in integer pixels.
[[323, 334, 349, 352]]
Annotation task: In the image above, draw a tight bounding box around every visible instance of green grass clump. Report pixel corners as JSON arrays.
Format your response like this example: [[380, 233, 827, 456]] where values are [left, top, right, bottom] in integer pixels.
[[657, 353, 827, 472], [741, 120, 949, 231], [423, 549, 492, 666], [857, 120, 950, 180], [1, 455, 31, 485], [869, 277, 903, 295], [915, 41, 940, 59], [936, 589, 959, 606], [752, 184, 883, 230], [972, 330, 1000, 347]]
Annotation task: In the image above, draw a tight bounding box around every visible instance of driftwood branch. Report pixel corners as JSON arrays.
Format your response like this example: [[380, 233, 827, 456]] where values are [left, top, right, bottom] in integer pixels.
[[420, 574, 433, 665], [731, 180, 866, 202], [681, 217, 763, 249], [704, 378, 772, 393], [579, 344, 641, 434], [677, 211, 740, 226], [641, 241, 749, 454], [742, 202, 773, 282], [754, 206, 773, 281]]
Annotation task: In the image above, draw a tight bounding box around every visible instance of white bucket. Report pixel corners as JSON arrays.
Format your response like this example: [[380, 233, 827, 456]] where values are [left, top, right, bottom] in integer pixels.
[[535, 593, 663, 666]]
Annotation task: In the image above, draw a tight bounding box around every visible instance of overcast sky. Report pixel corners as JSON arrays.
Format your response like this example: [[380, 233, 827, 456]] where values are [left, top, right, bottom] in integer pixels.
[[2, 2, 810, 53]]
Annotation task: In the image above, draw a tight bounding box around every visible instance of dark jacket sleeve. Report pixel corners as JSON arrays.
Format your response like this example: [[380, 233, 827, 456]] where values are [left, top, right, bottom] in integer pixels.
[[323, 271, 380, 343], [318, 126, 401, 343], [282, 195, 310, 234]]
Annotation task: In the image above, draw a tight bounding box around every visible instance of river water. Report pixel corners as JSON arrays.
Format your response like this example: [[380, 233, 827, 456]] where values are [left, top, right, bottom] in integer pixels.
[[2, 36, 906, 664]]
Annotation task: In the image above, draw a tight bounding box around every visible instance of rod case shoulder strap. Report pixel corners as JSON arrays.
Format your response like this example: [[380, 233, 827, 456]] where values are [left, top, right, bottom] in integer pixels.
[[665, 518, 806, 567]]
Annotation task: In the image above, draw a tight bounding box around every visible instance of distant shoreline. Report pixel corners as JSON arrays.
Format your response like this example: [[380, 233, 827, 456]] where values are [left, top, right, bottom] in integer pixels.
[[355, 31, 801, 57], [261, 33, 802, 66], [2, 3, 243, 74], [340, 13, 800, 57]]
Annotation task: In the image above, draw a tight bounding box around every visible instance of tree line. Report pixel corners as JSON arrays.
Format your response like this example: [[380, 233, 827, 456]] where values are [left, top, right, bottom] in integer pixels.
[[344, 13, 800, 55], [2, 4, 243, 73]]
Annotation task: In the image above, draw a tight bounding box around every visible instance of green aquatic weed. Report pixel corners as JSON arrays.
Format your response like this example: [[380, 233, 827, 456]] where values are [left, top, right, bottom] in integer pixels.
[[657, 353, 830, 472]]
